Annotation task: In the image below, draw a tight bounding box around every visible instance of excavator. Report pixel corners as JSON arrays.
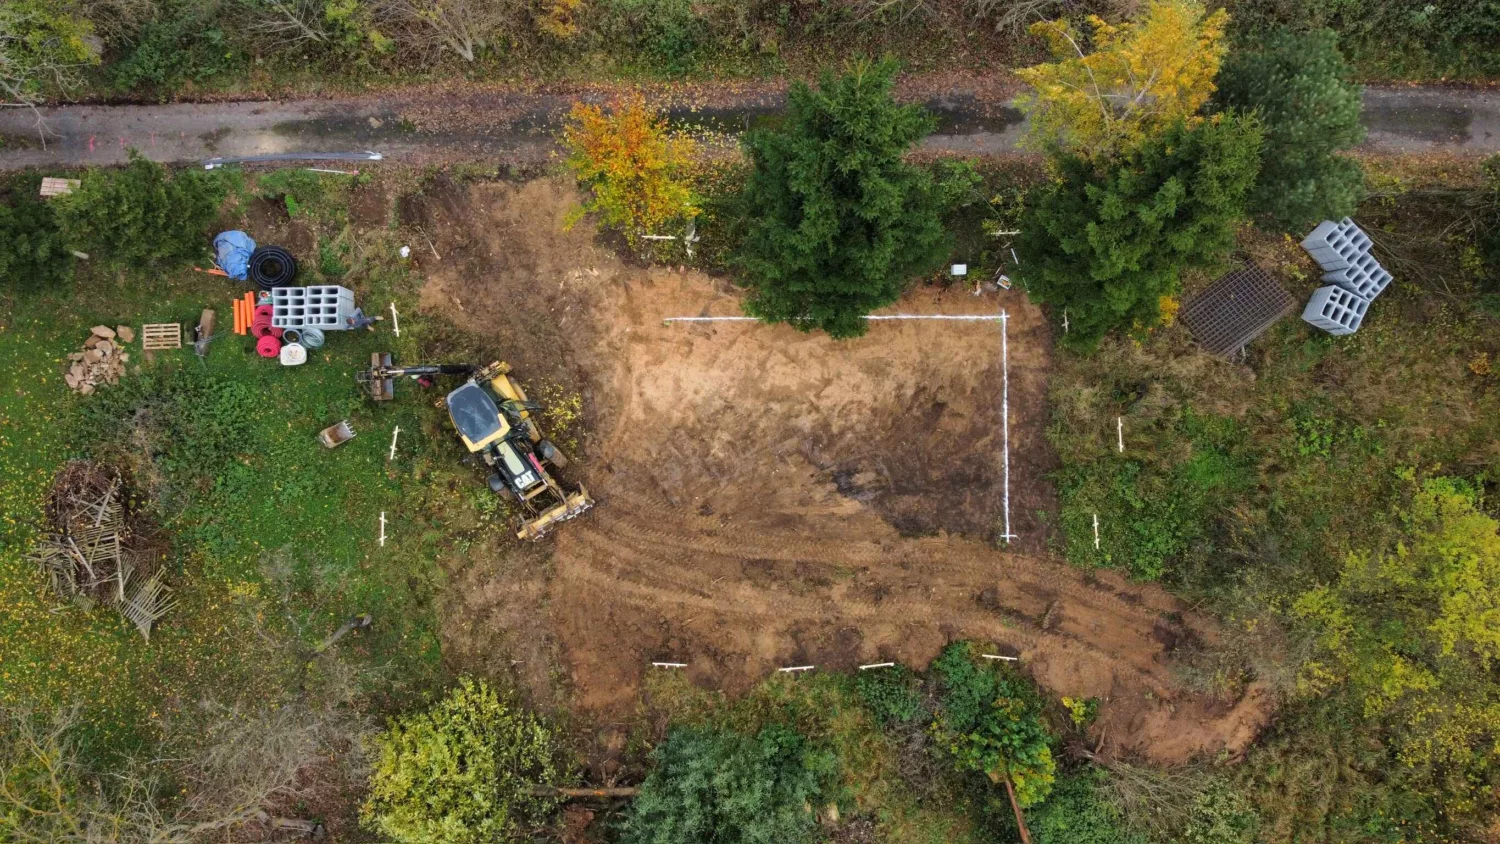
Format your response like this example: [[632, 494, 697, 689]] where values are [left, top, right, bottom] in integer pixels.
[[358, 354, 593, 541]]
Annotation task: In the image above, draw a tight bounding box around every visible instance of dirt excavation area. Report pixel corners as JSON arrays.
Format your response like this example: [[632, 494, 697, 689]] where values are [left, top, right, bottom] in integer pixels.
[[408, 176, 1272, 765]]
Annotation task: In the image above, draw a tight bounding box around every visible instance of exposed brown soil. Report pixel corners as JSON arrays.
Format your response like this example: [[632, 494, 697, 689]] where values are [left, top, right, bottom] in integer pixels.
[[409, 176, 1274, 766]]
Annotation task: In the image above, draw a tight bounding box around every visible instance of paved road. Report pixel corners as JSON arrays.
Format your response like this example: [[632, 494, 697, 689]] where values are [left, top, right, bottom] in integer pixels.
[[0, 86, 1494, 170]]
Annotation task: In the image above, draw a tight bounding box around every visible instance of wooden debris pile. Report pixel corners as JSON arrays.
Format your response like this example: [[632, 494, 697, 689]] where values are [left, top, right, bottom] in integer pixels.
[[27, 462, 174, 639], [64, 326, 134, 394]]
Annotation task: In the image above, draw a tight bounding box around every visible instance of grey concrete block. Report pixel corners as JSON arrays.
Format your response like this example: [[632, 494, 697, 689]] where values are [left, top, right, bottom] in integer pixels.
[[1322, 251, 1393, 300], [1302, 285, 1369, 336], [1301, 217, 1373, 272]]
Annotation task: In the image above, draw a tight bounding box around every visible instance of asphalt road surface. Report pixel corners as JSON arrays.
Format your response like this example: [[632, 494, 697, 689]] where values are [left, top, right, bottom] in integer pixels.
[[0, 85, 1493, 170]]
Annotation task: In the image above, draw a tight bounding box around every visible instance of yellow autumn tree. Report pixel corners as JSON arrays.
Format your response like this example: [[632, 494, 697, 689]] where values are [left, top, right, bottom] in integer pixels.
[[1016, 0, 1229, 158], [562, 95, 698, 244]]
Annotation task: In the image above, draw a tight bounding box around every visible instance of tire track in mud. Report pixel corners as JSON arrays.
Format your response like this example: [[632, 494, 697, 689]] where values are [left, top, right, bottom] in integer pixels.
[[410, 177, 1273, 765]]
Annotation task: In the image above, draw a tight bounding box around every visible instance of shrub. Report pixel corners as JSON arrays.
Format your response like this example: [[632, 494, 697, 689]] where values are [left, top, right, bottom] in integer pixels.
[[361, 677, 568, 844], [736, 57, 949, 338], [1029, 769, 1147, 844], [595, 0, 705, 74], [1290, 476, 1500, 820], [54, 152, 228, 267], [1181, 779, 1259, 844], [77, 366, 257, 480], [855, 664, 924, 724], [1214, 28, 1365, 232], [1055, 409, 1255, 581], [0, 175, 72, 292], [562, 94, 698, 244], [624, 722, 837, 844], [106, 8, 244, 94], [1017, 113, 1263, 349], [930, 643, 1055, 807]]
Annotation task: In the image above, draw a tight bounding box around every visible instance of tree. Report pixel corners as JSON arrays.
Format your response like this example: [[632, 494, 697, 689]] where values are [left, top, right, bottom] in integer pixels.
[[1213, 28, 1365, 232], [53, 151, 228, 267], [0, 1, 97, 143], [623, 723, 836, 844], [370, 0, 515, 61], [1017, 0, 1229, 158], [1016, 112, 1263, 348], [735, 57, 950, 338], [0, 699, 366, 843], [1292, 476, 1500, 792], [563, 94, 698, 244], [931, 643, 1056, 808], [361, 677, 569, 844], [0, 175, 72, 291]]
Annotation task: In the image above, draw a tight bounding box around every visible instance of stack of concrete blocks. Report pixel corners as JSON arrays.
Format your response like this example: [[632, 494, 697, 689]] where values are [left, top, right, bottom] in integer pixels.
[[1299, 218, 1391, 336], [271, 285, 356, 330]]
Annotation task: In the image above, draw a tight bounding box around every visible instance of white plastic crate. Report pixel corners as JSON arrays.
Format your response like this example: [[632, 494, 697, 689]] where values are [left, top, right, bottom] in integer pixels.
[[1302, 285, 1369, 336]]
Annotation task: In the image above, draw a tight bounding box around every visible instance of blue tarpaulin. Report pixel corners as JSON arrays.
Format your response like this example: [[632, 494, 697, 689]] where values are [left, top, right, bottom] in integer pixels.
[[213, 231, 256, 280]]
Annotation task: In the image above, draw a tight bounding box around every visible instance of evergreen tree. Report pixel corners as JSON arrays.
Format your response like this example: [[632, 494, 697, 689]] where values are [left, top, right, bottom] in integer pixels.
[[1017, 113, 1263, 349], [623, 723, 836, 844], [1214, 28, 1365, 232], [54, 151, 228, 267], [735, 58, 949, 338], [0, 174, 72, 291]]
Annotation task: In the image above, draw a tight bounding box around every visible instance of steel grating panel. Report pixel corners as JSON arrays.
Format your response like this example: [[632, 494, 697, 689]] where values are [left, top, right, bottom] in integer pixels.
[[1179, 264, 1296, 356]]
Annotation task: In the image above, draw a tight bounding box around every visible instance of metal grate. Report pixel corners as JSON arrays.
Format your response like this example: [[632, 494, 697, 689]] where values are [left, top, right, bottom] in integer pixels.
[[1179, 264, 1295, 356]]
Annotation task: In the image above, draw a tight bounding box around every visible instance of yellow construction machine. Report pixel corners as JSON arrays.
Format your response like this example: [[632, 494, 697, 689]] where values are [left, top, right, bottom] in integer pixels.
[[359, 354, 593, 541]]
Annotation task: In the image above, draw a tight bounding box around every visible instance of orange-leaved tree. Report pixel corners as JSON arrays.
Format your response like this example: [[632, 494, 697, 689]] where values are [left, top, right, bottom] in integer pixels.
[[1017, 0, 1229, 159], [562, 95, 698, 243]]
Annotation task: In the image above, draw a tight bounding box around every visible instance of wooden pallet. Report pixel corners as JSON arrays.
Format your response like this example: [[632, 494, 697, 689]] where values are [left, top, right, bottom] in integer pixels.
[[141, 323, 182, 350], [40, 178, 81, 198]]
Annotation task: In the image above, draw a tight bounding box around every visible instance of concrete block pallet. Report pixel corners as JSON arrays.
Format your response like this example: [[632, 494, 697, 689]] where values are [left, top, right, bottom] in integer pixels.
[[1301, 218, 1372, 272], [271, 285, 356, 330], [1302, 285, 1369, 336]]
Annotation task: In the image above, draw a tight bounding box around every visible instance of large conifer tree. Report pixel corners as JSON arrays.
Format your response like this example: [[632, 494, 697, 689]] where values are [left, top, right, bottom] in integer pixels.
[[736, 58, 948, 338]]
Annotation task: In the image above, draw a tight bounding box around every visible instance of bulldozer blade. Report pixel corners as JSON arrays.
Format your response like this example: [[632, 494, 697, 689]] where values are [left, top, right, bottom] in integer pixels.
[[517, 485, 594, 541]]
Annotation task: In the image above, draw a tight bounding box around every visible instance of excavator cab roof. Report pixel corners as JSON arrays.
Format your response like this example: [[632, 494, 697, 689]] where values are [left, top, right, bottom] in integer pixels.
[[447, 382, 507, 450]]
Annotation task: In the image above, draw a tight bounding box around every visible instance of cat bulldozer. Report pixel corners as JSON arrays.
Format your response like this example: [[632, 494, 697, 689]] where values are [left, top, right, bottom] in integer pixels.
[[358, 354, 593, 541]]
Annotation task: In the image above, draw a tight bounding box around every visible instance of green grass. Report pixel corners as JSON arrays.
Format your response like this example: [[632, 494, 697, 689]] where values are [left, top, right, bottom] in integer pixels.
[[0, 169, 500, 762]]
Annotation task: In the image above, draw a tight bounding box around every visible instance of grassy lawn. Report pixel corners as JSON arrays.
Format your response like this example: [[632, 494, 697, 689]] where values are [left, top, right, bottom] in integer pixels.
[[0, 170, 504, 763]]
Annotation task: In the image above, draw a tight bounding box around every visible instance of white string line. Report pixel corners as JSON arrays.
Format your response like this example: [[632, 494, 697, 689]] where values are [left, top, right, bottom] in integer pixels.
[[662, 314, 1006, 323], [1000, 309, 1015, 543]]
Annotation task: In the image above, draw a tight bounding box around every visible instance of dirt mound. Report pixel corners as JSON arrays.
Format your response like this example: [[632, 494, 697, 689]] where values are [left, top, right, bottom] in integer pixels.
[[410, 176, 1273, 765]]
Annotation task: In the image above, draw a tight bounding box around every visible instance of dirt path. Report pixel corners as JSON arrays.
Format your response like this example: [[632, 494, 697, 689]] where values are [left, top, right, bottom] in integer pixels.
[[0, 81, 1495, 169], [411, 176, 1272, 765]]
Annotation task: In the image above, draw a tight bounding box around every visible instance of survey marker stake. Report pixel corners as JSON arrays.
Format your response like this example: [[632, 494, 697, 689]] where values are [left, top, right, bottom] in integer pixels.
[[1093, 513, 1100, 550], [778, 665, 815, 673], [651, 662, 687, 669], [389, 426, 401, 461], [1117, 417, 1124, 453], [859, 662, 896, 670], [379, 512, 387, 547], [982, 654, 1020, 662], [389, 302, 401, 337]]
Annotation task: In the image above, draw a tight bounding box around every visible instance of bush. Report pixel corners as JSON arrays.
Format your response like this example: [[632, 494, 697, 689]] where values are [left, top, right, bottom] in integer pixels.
[[594, 0, 705, 74], [76, 366, 257, 480], [1054, 409, 1255, 581], [736, 57, 949, 338], [1017, 113, 1263, 349], [1214, 28, 1365, 232], [855, 664, 924, 725], [361, 677, 568, 844], [0, 174, 72, 292], [623, 722, 837, 844], [930, 643, 1055, 807], [106, 7, 244, 94], [54, 152, 228, 267], [1028, 769, 1148, 844], [562, 94, 698, 244]]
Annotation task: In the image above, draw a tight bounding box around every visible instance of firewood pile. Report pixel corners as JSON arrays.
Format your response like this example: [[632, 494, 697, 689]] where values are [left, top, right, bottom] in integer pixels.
[[27, 461, 174, 639], [64, 325, 134, 394]]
